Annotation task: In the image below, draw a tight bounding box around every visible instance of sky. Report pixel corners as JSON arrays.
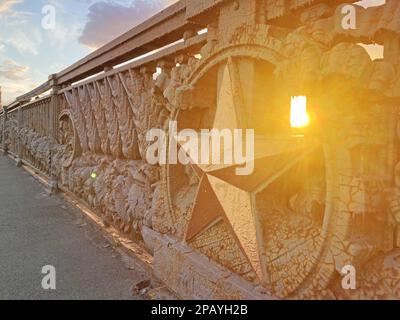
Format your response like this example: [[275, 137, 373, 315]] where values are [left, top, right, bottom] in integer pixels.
[[0, 0, 176, 104], [0, 0, 386, 105]]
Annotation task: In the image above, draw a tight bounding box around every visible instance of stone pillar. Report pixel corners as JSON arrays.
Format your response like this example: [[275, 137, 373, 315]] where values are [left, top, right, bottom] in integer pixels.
[[48, 74, 59, 194], [2, 106, 8, 156], [49, 75, 60, 141], [16, 105, 22, 167]]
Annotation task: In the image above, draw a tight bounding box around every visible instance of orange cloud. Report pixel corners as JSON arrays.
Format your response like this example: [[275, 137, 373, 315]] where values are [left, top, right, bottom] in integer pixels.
[[0, 0, 23, 13], [0, 58, 29, 80]]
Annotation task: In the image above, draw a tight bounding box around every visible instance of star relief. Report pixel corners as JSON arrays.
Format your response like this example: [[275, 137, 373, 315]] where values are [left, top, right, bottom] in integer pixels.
[[181, 59, 315, 283]]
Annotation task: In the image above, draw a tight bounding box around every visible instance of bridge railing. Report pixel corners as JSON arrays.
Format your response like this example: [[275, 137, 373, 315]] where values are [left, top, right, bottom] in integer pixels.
[[0, 0, 211, 177], [3, 0, 400, 300]]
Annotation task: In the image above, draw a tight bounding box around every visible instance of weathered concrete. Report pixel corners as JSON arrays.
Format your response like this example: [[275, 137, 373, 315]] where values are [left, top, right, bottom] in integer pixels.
[[3, 0, 400, 300], [142, 227, 275, 300], [0, 156, 145, 300]]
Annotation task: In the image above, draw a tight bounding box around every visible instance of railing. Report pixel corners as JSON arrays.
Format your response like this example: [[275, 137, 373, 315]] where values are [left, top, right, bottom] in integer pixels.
[[1, 0, 210, 177], [1, 0, 400, 300]]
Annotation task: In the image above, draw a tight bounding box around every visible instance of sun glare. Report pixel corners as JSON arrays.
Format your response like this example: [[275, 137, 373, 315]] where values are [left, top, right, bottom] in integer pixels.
[[290, 96, 309, 128]]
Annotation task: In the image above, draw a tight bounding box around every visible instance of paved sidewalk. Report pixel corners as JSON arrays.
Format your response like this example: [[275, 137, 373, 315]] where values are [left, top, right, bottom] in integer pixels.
[[0, 156, 144, 300]]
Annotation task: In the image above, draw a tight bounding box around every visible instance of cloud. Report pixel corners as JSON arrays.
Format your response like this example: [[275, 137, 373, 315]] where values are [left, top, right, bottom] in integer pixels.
[[79, 0, 176, 49], [0, 0, 23, 13], [0, 58, 29, 80], [46, 20, 81, 50], [0, 58, 32, 104], [0, 81, 33, 105], [4, 29, 42, 55]]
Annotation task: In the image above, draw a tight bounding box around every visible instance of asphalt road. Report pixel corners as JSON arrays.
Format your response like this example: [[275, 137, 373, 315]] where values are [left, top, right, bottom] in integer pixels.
[[0, 156, 144, 300]]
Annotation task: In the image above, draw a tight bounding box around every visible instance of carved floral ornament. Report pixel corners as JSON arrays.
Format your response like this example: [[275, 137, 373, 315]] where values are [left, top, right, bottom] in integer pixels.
[[58, 109, 78, 168]]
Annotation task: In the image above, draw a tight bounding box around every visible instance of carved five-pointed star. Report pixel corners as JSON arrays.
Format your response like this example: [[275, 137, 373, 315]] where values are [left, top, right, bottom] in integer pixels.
[[181, 58, 315, 282]]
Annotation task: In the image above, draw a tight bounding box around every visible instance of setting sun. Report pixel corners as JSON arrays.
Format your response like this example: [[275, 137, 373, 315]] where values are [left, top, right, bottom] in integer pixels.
[[290, 96, 310, 128]]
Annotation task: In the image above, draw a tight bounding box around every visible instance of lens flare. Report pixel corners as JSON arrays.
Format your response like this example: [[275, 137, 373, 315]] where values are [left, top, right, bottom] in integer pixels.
[[290, 96, 309, 128]]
